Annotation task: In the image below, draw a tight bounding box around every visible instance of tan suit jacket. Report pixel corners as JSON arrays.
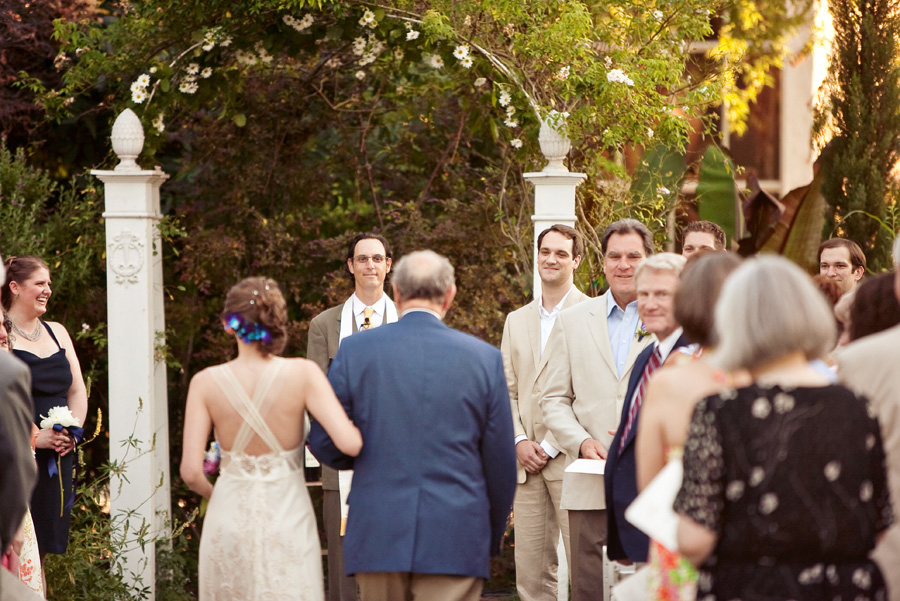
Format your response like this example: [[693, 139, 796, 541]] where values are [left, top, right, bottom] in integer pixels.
[[836, 323, 900, 601], [308, 303, 349, 491], [540, 292, 652, 510], [501, 289, 589, 484]]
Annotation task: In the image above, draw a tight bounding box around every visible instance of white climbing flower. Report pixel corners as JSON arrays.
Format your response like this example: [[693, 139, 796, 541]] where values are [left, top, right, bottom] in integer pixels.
[[406, 30, 420, 41], [186, 63, 200, 75], [460, 56, 473, 69], [504, 117, 519, 128], [152, 113, 165, 133], [201, 67, 213, 79], [136, 73, 151, 87], [131, 87, 148, 103], [510, 138, 523, 148], [453, 44, 470, 60], [499, 90, 512, 107], [474, 77, 487, 87], [607, 68, 634, 86], [179, 80, 199, 94]]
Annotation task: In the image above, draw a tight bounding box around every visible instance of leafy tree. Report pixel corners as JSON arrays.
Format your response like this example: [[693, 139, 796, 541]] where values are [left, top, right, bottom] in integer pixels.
[[815, 0, 900, 270]]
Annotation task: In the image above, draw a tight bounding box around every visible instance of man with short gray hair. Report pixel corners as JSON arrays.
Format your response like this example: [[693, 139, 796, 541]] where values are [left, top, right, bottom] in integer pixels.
[[837, 232, 900, 601], [309, 250, 517, 601]]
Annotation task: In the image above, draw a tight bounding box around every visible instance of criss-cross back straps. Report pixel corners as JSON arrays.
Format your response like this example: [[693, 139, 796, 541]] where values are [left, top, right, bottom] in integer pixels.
[[212, 359, 285, 455]]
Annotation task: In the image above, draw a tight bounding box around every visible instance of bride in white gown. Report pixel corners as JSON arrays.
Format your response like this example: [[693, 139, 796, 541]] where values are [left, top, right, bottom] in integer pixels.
[[181, 277, 363, 601]]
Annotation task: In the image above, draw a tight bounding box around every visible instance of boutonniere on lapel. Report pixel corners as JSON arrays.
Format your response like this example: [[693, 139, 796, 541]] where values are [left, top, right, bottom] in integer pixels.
[[635, 321, 651, 342]]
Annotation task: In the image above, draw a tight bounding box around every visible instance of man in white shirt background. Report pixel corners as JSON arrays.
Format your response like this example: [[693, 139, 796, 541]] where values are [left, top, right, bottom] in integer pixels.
[[501, 224, 589, 601]]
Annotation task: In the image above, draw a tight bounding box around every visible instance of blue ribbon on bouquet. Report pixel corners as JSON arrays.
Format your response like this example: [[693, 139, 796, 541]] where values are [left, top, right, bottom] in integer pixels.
[[45, 424, 84, 514]]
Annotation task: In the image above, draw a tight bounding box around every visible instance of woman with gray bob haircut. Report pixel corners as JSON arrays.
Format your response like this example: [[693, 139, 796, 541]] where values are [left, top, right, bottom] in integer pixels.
[[391, 250, 455, 305], [673, 255, 892, 601], [713, 255, 836, 370]]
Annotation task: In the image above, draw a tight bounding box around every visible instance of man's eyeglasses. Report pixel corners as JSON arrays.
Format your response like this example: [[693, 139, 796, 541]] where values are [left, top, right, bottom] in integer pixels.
[[354, 254, 386, 265]]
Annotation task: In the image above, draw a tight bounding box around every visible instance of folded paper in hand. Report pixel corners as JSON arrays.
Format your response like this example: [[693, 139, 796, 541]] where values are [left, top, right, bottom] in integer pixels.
[[564, 458, 606, 475], [624, 458, 683, 552]]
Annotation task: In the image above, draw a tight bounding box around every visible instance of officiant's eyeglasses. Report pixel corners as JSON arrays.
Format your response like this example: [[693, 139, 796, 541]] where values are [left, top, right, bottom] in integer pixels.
[[354, 254, 386, 265]]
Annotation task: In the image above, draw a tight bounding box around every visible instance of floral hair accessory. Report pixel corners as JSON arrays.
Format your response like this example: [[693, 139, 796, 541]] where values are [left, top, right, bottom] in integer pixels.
[[225, 313, 272, 345], [203, 441, 221, 477]]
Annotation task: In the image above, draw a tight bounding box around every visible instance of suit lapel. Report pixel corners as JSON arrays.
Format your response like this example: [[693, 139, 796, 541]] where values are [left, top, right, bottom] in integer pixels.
[[586, 292, 617, 375], [525, 301, 542, 373]]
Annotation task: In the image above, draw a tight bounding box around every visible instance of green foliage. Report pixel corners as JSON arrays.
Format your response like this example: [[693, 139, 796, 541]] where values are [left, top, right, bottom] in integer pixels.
[[816, 0, 900, 271], [697, 145, 740, 244]]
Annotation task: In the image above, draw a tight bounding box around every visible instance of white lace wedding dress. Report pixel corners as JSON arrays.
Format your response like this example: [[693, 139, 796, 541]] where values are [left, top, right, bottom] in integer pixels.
[[199, 359, 323, 601]]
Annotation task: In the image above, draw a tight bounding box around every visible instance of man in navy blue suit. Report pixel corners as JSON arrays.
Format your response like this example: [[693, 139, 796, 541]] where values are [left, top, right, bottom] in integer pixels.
[[605, 253, 689, 563], [309, 250, 517, 601]]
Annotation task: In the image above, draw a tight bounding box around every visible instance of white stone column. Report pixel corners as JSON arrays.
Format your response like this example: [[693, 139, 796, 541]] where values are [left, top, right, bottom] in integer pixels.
[[524, 114, 587, 300], [91, 109, 171, 598]]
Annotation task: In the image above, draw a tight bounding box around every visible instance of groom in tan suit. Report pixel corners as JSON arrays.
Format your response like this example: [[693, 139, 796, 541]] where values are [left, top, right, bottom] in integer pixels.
[[307, 233, 396, 601], [501, 225, 589, 601], [540, 219, 654, 601], [837, 233, 900, 601]]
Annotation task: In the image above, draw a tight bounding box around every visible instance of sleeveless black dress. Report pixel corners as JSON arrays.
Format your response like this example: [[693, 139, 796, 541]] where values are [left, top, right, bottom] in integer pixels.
[[14, 322, 75, 555]]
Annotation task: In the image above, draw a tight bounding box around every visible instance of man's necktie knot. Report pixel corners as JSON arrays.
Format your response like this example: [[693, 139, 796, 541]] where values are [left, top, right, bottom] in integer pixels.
[[360, 306, 375, 330]]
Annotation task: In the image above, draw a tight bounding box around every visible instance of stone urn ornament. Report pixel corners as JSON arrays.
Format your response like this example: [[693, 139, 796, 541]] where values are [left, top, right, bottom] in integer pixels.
[[538, 110, 571, 173], [110, 108, 145, 172]]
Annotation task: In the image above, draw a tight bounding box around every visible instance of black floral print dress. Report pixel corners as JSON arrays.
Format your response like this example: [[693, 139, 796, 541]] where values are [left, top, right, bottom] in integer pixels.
[[674, 384, 893, 601]]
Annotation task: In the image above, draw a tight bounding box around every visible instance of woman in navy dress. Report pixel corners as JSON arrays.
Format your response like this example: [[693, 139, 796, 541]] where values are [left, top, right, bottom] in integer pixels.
[[2, 256, 88, 556]]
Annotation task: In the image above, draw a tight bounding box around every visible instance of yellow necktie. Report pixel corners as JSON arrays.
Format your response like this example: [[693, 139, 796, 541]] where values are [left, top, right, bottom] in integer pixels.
[[360, 307, 375, 330]]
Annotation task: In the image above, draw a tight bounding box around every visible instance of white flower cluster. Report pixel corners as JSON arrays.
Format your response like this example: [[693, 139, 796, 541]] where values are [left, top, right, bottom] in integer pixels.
[[179, 79, 199, 94], [607, 68, 634, 86], [653, 10, 664, 20], [359, 10, 377, 28], [425, 54, 444, 69], [352, 34, 386, 66], [557, 66, 570, 81], [130, 73, 151, 103], [202, 26, 232, 52], [40, 406, 80, 430], [152, 113, 165, 133], [255, 42, 274, 64], [404, 22, 420, 41], [504, 104, 517, 128], [452, 44, 473, 68], [497, 90, 518, 128], [283, 13, 314, 32], [234, 49, 257, 66], [510, 138, 523, 149]]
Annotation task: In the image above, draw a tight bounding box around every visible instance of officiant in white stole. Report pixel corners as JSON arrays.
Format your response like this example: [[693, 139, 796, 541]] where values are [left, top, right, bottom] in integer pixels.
[[307, 233, 397, 601]]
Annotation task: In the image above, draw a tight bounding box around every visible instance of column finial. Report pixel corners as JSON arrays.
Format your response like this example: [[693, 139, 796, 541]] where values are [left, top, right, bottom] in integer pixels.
[[111, 109, 145, 172]]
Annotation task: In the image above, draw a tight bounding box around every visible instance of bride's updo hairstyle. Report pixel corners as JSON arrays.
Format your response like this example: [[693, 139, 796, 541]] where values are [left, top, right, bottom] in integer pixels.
[[221, 277, 288, 356]]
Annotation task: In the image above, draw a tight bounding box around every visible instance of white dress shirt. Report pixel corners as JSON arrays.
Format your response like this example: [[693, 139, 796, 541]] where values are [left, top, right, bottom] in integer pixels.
[[352, 293, 387, 330]]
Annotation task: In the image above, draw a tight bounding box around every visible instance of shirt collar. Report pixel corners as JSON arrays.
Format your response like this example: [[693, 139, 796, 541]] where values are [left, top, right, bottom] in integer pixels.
[[352, 293, 386, 316], [606, 290, 637, 316], [656, 327, 684, 362], [401, 307, 443, 321], [538, 285, 575, 318]]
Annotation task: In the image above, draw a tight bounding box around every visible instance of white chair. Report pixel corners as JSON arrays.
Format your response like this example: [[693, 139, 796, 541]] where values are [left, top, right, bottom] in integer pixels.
[[602, 545, 636, 601]]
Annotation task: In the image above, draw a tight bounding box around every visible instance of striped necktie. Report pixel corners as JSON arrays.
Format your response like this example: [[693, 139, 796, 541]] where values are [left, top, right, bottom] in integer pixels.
[[619, 345, 662, 450]]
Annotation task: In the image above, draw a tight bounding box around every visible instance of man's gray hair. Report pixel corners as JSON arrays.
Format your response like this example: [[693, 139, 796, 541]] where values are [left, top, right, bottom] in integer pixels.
[[392, 250, 455, 304], [635, 252, 686, 284], [893, 232, 900, 269]]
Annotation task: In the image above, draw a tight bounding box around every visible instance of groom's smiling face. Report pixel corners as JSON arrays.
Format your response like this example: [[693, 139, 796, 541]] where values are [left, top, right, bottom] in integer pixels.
[[348, 238, 392, 293]]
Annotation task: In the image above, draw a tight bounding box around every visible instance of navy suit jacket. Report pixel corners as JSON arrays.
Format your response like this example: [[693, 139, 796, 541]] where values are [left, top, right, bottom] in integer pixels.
[[308, 311, 517, 579], [604, 333, 690, 561]]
